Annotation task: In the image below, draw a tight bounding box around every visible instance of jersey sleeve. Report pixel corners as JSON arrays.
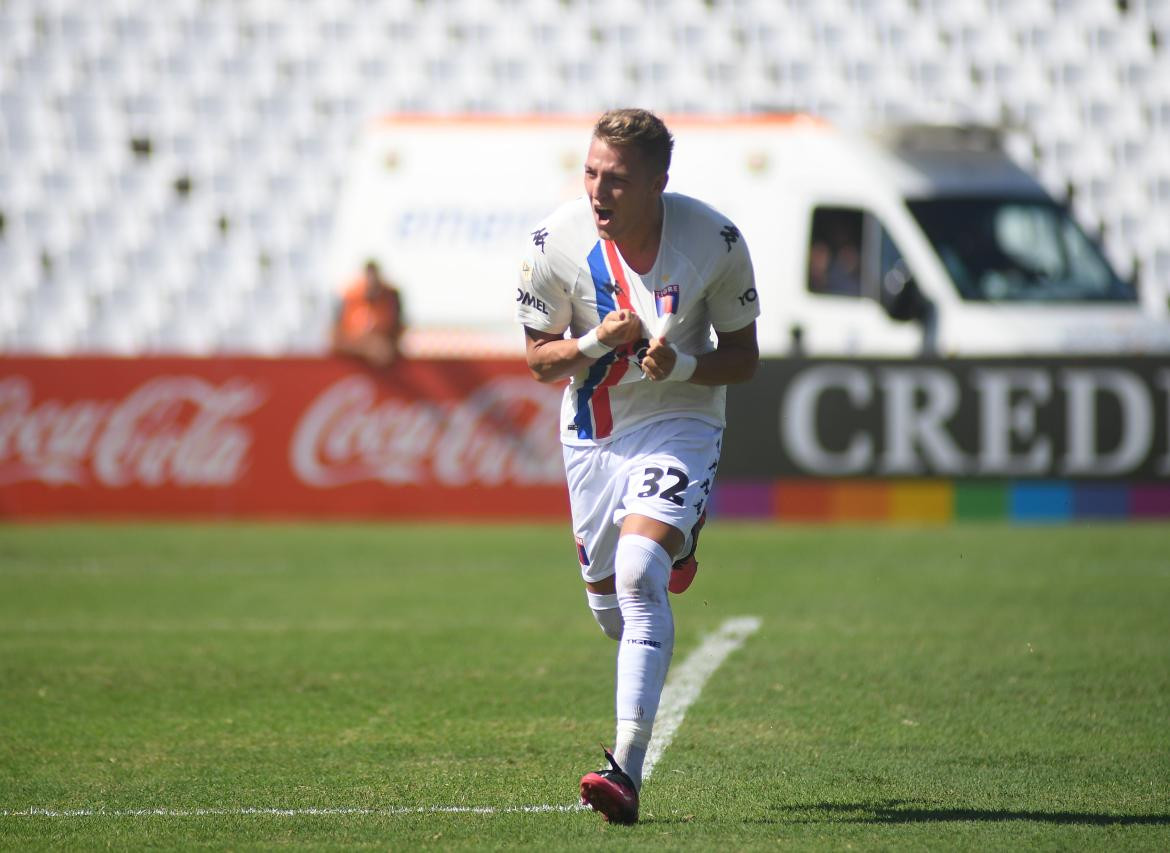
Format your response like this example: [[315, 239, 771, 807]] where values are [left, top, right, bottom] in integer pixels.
[[706, 223, 760, 333], [515, 225, 573, 335]]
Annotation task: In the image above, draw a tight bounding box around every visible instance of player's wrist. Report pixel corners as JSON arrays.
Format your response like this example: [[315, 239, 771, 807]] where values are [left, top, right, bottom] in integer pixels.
[[665, 348, 697, 382], [577, 327, 614, 360]]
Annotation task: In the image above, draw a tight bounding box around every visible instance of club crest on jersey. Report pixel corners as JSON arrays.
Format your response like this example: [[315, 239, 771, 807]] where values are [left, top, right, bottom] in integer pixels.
[[654, 284, 679, 316]]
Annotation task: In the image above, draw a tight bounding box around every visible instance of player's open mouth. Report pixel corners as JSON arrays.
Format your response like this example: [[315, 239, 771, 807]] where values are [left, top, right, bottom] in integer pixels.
[[595, 206, 613, 223]]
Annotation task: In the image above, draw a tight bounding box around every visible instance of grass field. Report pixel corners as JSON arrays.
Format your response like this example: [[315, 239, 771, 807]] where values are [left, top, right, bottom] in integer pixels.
[[1, 521, 1168, 850]]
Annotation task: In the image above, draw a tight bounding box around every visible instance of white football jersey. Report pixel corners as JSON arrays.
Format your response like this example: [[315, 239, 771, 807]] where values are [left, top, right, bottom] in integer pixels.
[[516, 192, 759, 445]]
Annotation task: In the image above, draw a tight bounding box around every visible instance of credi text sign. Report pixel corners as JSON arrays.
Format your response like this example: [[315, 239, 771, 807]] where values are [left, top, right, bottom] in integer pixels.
[[723, 359, 1170, 479], [0, 358, 567, 518]]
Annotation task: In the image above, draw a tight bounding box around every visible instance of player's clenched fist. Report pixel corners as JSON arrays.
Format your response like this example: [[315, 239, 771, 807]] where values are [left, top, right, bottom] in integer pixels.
[[597, 309, 643, 349], [640, 336, 677, 381]]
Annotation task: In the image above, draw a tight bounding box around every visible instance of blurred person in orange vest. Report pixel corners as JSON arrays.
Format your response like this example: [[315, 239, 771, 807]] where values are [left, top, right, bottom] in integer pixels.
[[331, 260, 404, 368]]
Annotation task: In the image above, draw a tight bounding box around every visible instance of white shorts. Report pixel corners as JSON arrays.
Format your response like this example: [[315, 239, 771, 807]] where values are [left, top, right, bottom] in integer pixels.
[[563, 417, 723, 584]]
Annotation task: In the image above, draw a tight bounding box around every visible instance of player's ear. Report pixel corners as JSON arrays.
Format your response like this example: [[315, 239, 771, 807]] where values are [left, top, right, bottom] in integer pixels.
[[653, 172, 669, 194]]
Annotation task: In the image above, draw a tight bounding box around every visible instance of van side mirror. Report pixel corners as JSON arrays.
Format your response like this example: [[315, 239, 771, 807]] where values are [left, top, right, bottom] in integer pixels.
[[879, 261, 930, 322]]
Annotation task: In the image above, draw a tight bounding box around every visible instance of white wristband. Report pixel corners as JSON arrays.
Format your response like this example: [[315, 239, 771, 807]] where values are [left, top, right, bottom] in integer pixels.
[[666, 348, 697, 382], [577, 327, 614, 359]]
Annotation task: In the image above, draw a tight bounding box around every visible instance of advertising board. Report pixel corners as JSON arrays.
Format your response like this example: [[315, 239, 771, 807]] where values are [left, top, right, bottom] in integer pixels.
[[0, 358, 567, 519]]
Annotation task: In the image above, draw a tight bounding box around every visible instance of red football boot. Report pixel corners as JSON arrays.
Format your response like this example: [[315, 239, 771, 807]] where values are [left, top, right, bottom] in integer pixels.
[[579, 747, 639, 824], [669, 511, 706, 594]]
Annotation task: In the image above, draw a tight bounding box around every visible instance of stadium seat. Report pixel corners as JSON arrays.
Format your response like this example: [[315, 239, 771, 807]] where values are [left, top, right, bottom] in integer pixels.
[[0, 0, 1165, 353]]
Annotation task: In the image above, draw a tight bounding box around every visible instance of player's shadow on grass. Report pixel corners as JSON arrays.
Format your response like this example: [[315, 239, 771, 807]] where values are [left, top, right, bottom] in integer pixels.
[[771, 800, 1170, 827]]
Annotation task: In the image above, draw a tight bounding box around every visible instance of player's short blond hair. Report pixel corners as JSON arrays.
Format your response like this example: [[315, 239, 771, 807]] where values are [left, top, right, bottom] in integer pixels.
[[592, 109, 674, 175]]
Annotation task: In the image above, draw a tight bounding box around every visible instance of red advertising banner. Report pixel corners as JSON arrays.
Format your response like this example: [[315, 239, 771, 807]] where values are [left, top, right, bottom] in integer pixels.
[[0, 358, 569, 519]]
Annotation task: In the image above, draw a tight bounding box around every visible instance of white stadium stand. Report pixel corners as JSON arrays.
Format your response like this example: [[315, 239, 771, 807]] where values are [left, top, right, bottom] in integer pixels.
[[0, 0, 1167, 355]]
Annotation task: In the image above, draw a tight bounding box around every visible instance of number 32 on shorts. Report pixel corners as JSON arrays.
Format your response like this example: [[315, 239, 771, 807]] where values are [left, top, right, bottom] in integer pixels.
[[637, 466, 689, 506]]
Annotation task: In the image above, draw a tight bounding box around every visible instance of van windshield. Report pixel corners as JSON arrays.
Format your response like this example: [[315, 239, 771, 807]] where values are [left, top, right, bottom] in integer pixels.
[[907, 197, 1136, 303]]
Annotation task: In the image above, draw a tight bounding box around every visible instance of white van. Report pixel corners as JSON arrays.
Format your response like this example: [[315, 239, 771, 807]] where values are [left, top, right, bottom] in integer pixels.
[[328, 115, 1170, 357]]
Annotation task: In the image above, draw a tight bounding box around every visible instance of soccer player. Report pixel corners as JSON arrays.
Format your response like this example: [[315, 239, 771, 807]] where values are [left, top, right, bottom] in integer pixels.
[[515, 109, 760, 824]]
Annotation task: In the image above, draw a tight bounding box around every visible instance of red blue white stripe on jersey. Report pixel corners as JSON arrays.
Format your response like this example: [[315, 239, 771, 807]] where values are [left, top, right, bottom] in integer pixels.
[[654, 284, 679, 316], [574, 241, 634, 440]]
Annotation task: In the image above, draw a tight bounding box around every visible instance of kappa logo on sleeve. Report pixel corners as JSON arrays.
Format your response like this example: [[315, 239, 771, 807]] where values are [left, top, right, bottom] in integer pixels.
[[719, 224, 740, 252]]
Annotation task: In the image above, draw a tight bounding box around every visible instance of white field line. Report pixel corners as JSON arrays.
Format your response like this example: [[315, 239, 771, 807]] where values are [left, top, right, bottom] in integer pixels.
[[1, 616, 761, 820], [2, 806, 587, 818]]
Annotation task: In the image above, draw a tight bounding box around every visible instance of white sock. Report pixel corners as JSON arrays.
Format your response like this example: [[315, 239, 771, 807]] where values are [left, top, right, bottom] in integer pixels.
[[612, 533, 674, 791], [586, 589, 623, 641]]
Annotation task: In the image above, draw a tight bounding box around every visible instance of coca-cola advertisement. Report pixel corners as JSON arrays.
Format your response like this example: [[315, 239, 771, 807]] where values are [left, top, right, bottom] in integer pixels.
[[0, 358, 568, 519]]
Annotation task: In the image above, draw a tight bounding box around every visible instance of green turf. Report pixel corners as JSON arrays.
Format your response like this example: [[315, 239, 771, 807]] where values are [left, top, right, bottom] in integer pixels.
[[0, 522, 1167, 850]]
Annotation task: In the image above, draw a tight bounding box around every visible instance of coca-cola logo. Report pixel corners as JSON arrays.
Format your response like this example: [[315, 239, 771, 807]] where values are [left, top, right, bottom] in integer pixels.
[[0, 376, 264, 488], [291, 375, 564, 487]]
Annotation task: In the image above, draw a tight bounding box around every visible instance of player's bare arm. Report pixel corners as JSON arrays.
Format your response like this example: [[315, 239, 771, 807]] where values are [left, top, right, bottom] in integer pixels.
[[641, 321, 759, 384], [524, 309, 643, 383]]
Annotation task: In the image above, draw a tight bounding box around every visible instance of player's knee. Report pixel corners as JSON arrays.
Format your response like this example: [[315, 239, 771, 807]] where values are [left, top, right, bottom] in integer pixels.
[[615, 534, 671, 600], [617, 565, 659, 600], [587, 590, 623, 641]]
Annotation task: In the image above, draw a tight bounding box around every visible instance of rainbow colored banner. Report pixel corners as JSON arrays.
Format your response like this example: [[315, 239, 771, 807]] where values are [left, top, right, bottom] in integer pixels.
[[713, 479, 1170, 523]]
